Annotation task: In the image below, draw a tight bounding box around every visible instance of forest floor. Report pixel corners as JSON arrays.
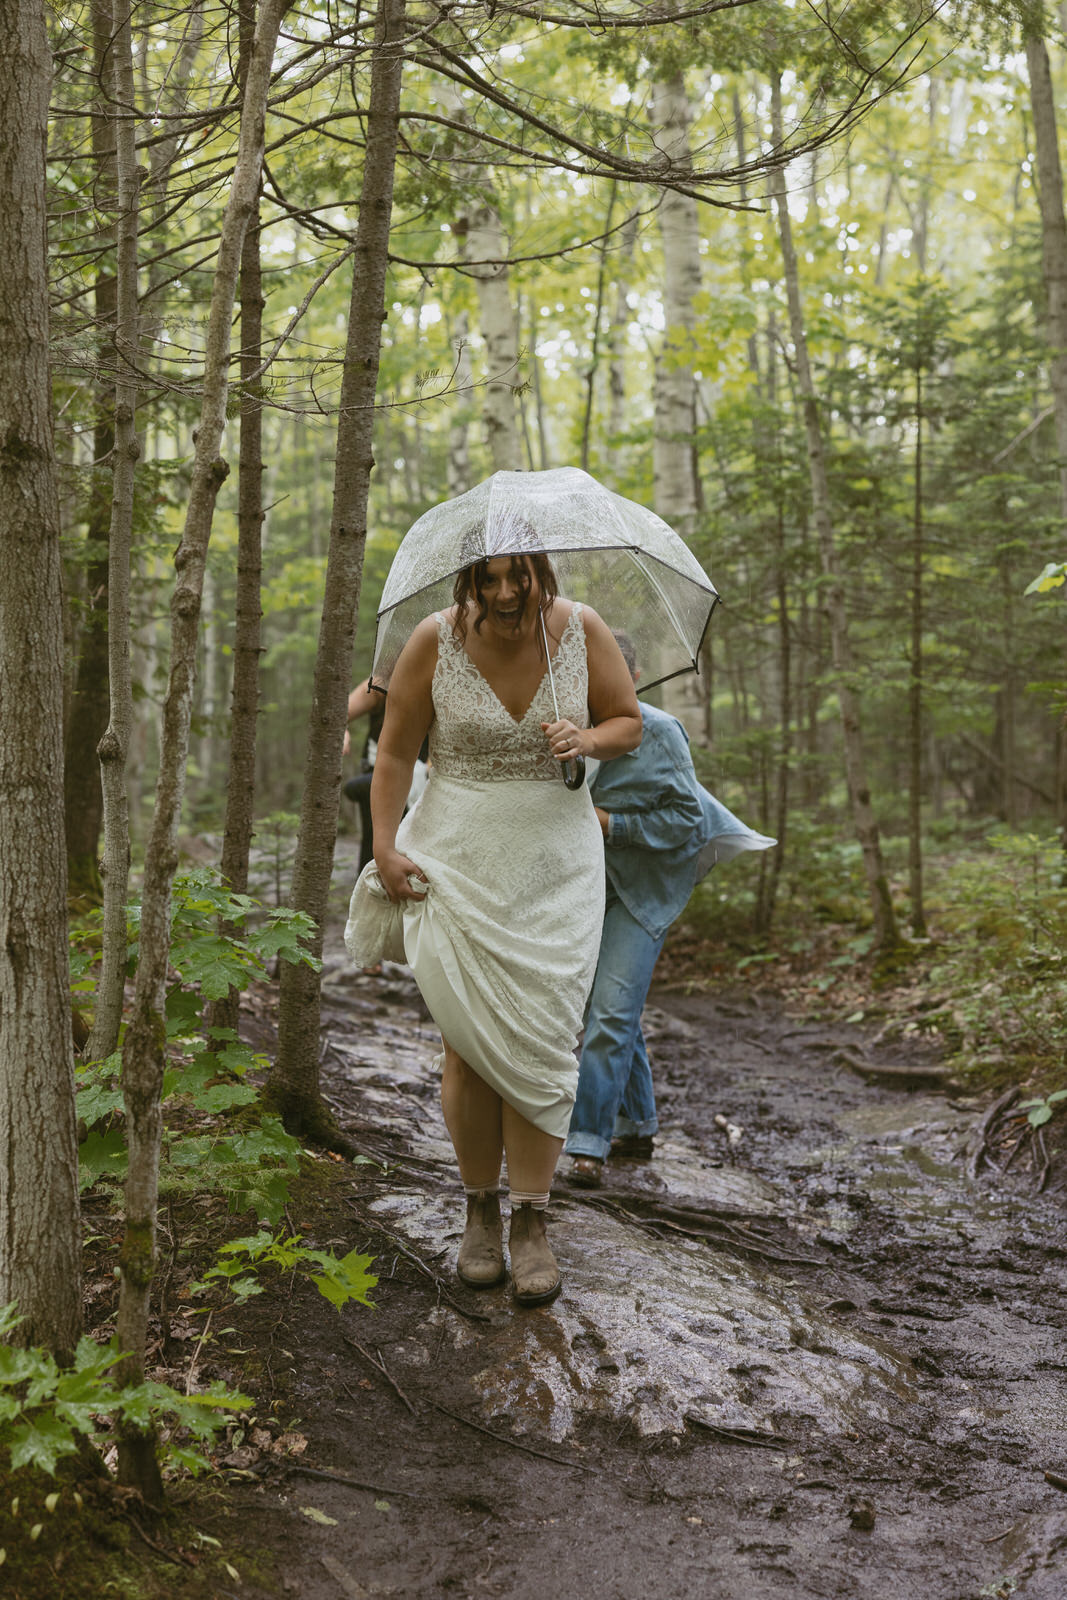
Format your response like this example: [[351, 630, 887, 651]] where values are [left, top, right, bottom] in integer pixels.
[[8, 924, 1067, 1599]]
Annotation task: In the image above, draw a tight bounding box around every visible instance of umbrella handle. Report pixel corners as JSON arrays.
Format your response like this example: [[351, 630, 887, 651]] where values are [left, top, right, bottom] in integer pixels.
[[537, 609, 587, 792]]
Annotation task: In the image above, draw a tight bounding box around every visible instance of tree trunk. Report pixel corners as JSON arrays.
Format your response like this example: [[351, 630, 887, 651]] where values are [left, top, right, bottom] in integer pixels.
[[447, 307, 474, 496], [86, 0, 141, 1062], [210, 0, 265, 1040], [769, 73, 899, 954], [607, 209, 639, 453], [908, 366, 926, 937], [0, 0, 82, 1362], [756, 313, 789, 935], [650, 71, 704, 737], [580, 182, 618, 473], [268, 0, 406, 1146], [468, 198, 522, 470], [63, 0, 117, 904], [1023, 28, 1067, 848], [115, 0, 289, 1500]]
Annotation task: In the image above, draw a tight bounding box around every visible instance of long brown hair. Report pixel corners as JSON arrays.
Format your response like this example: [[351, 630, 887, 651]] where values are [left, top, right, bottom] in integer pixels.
[[451, 552, 559, 654]]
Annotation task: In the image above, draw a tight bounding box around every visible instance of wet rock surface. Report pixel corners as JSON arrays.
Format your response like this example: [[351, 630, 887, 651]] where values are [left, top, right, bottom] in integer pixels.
[[230, 947, 1067, 1600]]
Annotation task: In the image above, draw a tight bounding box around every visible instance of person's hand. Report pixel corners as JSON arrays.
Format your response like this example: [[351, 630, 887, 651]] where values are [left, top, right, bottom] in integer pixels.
[[594, 806, 610, 837], [342, 728, 352, 757], [375, 848, 429, 903], [541, 718, 590, 765]]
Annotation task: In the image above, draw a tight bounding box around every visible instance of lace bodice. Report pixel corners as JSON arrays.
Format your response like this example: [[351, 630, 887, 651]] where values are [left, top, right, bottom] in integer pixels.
[[429, 604, 589, 782]]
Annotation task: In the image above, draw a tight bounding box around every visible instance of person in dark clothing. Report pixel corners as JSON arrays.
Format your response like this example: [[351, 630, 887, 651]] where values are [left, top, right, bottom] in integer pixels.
[[343, 679, 387, 872]]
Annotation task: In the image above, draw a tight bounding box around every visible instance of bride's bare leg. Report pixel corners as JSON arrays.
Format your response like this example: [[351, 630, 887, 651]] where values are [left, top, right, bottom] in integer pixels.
[[440, 1042, 504, 1188], [500, 1102, 563, 1194], [501, 1102, 563, 1306]]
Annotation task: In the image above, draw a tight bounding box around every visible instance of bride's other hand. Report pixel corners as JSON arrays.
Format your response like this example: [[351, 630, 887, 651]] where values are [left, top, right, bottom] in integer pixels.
[[376, 848, 429, 903]]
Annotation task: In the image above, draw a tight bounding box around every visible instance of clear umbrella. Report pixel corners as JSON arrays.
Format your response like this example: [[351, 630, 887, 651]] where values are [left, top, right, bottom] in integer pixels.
[[369, 467, 719, 698]]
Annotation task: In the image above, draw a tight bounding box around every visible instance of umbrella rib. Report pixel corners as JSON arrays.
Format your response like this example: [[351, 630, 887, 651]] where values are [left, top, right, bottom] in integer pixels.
[[628, 549, 701, 670]]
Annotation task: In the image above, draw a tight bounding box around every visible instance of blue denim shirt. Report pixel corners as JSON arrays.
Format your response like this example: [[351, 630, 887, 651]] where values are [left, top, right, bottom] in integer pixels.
[[591, 702, 775, 939]]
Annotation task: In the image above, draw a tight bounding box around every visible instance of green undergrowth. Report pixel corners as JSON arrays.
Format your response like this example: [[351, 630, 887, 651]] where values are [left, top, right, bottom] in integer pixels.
[[0, 871, 380, 1588], [0, 1461, 275, 1600], [666, 820, 1067, 1100]]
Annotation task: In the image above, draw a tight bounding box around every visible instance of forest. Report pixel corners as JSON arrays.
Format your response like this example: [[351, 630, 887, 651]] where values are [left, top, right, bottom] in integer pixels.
[[1, 0, 1067, 1593]]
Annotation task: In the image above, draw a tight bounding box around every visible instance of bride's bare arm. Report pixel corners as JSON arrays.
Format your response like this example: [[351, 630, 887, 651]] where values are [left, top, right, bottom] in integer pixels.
[[372, 618, 436, 900], [543, 606, 641, 765]]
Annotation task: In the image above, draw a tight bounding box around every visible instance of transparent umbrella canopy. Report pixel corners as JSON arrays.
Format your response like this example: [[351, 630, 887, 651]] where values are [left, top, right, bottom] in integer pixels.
[[370, 467, 719, 694]]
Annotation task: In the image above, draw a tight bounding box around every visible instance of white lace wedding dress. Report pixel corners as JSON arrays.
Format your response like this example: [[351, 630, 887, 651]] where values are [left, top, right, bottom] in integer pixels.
[[344, 603, 604, 1137]]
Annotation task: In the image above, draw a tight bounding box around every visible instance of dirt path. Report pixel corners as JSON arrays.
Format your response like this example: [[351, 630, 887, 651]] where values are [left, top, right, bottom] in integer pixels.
[[215, 949, 1067, 1600]]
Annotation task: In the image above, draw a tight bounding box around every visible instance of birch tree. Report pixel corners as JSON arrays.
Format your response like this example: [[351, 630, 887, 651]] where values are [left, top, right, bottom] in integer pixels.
[[650, 69, 706, 737], [0, 0, 82, 1360], [468, 195, 523, 470]]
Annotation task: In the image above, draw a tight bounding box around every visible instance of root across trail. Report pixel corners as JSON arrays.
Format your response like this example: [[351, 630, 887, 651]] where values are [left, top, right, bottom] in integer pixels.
[[201, 946, 1067, 1600]]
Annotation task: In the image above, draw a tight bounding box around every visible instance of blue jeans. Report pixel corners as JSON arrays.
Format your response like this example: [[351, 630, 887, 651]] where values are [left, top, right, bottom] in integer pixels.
[[564, 888, 666, 1161]]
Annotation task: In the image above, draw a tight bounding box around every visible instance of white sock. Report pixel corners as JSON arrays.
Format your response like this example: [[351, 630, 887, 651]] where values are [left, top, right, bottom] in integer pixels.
[[463, 1182, 501, 1196], [509, 1190, 550, 1210]]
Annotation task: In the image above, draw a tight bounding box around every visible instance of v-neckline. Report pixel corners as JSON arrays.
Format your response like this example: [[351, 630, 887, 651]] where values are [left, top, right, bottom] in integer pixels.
[[460, 607, 574, 726]]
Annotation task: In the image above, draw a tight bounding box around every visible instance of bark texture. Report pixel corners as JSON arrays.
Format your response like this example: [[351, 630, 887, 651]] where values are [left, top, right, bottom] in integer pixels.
[[467, 200, 522, 470], [62, 0, 118, 902], [650, 71, 705, 738], [447, 307, 475, 497], [85, 0, 140, 1062], [210, 0, 265, 1039], [269, 0, 407, 1144], [115, 0, 288, 1498], [1023, 27, 1067, 845], [769, 74, 898, 954], [0, 0, 82, 1360]]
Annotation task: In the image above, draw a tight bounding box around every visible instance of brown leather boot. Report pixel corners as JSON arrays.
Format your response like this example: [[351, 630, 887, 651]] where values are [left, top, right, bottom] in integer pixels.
[[508, 1203, 561, 1307], [457, 1190, 505, 1288]]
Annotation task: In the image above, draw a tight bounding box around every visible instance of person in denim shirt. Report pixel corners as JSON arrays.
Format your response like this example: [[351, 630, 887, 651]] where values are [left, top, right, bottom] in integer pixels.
[[565, 635, 774, 1187]]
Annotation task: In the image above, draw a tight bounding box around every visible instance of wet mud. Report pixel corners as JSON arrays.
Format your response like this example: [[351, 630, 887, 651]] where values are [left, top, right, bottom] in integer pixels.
[[225, 944, 1067, 1600]]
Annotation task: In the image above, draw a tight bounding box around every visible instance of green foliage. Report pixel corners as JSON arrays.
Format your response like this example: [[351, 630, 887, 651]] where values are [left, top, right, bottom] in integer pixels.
[[76, 870, 317, 1222], [919, 831, 1067, 1076], [1018, 1089, 1067, 1128], [1025, 560, 1067, 594], [0, 1304, 250, 1479], [190, 1230, 377, 1311]]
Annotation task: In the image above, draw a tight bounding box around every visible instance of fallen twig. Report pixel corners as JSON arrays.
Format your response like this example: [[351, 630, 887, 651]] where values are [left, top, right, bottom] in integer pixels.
[[123, 1512, 198, 1567], [431, 1400, 619, 1478], [1036, 1125, 1052, 1193], [684, 1413, 791, 1450], [968, 1085, 1021, 1180], [342, 1334, 418, 1416], [282, 1461, 417, 1497], [1044, 1469, 1067, 1492]]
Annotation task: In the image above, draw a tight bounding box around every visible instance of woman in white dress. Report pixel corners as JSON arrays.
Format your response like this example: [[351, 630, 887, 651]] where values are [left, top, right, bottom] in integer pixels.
[[365, 552, 641, 1305]]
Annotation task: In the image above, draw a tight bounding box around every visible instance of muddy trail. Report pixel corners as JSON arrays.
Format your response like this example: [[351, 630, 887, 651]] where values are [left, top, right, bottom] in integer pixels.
[[218, 941, 1067, 1600]]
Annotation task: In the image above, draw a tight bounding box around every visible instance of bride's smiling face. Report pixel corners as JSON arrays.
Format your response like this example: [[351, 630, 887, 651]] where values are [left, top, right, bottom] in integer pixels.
[[478, 556, 538, 638]]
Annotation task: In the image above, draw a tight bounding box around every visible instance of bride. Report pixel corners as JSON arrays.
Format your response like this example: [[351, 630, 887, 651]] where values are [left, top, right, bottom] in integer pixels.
[[352, 551, 640, 1306]]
